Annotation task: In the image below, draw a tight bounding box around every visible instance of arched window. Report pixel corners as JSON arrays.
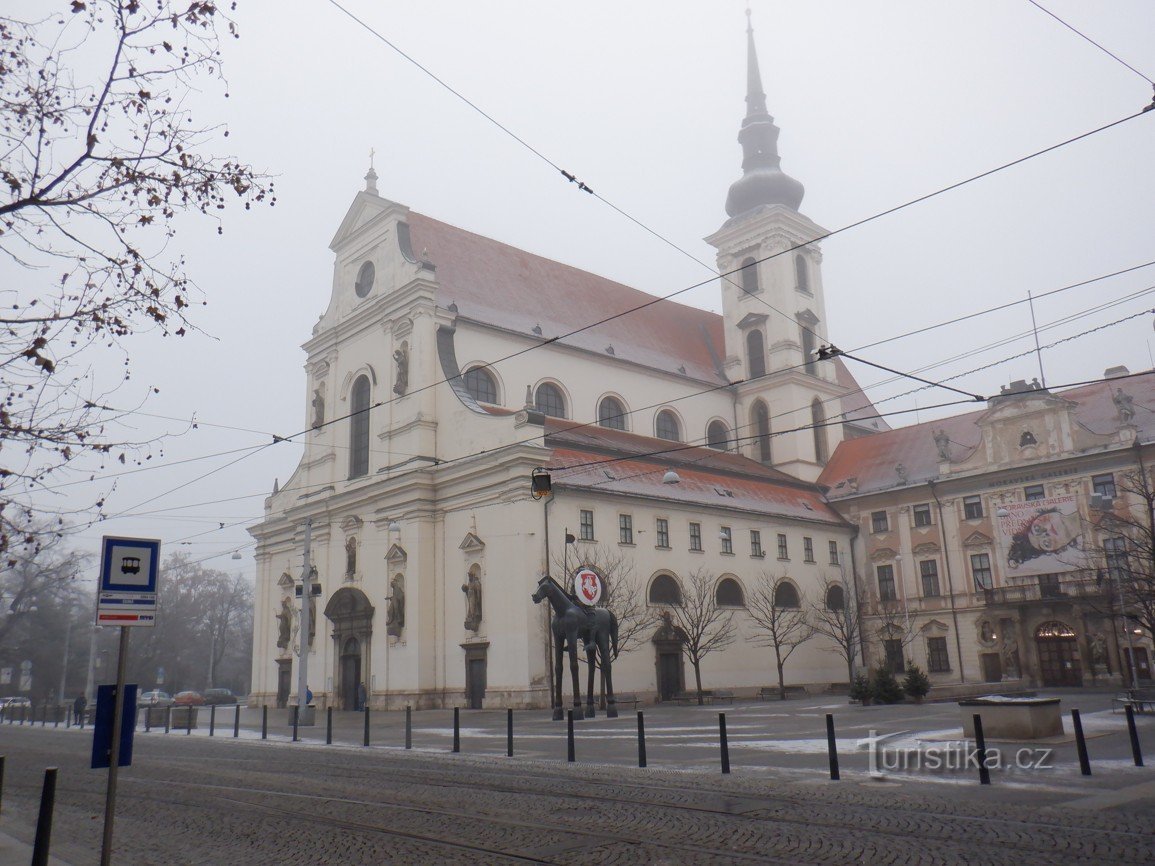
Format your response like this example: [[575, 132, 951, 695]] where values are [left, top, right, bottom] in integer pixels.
[[716, 577, 745, 607], [774, 581, 801, 609], [801, 325, 817, 375], [740, 257, 760, 295], [795, 254, 810, 294], [655, 410, 681, 442], [649, 574, 683, 605], [825, 584, 845, 611], [811, 398, 828, 465], [706, 420, 729, 450], [598, 396, 627, 431], [535, 382, 567, 418], [752, 400, 772, 464], [349, 375, 370, 478], [746, 329, 766, 379], [463, 366, 498, 404]]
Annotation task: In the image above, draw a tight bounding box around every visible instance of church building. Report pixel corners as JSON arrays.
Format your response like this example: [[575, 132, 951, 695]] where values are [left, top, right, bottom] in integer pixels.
[[248, 16, 887, 711]]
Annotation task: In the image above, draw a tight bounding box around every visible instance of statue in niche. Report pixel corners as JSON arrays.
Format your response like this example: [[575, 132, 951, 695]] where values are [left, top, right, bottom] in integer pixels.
[[311, 388, 325, 428], [932, 429, 950, 461], [1114, 388, 1135, 424], [1089, 632, 1107, 669], [345, 536, 357, 578], [393, 344, 409, 396], [1001, 634, 1020, 679], [387, 574, 405, 636], [462, 572, 483, 632], [276, 596, 292, 649]]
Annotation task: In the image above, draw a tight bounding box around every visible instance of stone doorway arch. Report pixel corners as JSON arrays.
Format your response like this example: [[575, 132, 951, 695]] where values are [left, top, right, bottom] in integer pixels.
[[325, 587, 374, 710]]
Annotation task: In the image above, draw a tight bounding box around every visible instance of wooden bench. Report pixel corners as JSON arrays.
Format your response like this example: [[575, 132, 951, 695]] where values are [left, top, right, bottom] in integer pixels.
[[615, 693, 642, 711], [757, 687, 776, 700], [711, 689, 734, 705], [1113, 689, 1155, 713], [674, 690, 733, 706]]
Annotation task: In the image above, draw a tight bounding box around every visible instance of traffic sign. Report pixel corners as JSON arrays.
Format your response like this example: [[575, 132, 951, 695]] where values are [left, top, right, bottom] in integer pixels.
[[97, 536, 161, 627]]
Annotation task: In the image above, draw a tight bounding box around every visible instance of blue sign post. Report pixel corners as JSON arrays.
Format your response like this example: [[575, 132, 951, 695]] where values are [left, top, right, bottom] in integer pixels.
[[91, 684, 137, 769]]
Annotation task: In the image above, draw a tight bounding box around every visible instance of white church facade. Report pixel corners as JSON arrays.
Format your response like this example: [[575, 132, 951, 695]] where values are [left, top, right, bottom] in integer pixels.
[[248, 18, 891, 712]]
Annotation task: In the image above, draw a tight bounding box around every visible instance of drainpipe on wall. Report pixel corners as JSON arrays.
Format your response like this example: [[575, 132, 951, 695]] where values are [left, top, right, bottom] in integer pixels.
[[928, 480, 965, 683]]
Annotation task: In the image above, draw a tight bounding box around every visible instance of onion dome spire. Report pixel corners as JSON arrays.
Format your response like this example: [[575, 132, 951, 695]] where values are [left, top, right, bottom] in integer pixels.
[[724, 9, 804, 217]]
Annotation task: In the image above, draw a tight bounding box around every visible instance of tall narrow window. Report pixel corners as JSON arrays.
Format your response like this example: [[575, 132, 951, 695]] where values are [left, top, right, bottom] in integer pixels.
[[349, 375, 370, 479], [752, 400, 772, 464], [920, 560, 940, 597], [535, 383, 567, 418], [750, 530, 763, 557], [619, 514, 633, 545], [829, 541, 840, 565], [794, 254, 810, 294], [777, 533, 789, 560], [803, 537, 815, 562], [811, 399, 828, 465], [746, 329, 766, 379], [801, 326, 817, 375], [740, 257, 760, 295], [656, 518, 670, 549], [689, 522, 702, 552], [598, 396, 627, 430], [927, 637, 950, 673], [579, 509, 594, 541], [463, 366, 497, 404], [970, 553, 993, 591], [719, 526, 733, 554], [655, 410, 681, 442], [706, 420, 729, 450], [876, 565, 896, 602]]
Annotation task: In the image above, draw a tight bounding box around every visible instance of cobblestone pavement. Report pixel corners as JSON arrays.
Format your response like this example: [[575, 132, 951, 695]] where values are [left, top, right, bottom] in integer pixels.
[[0, 707, 1152, 865]]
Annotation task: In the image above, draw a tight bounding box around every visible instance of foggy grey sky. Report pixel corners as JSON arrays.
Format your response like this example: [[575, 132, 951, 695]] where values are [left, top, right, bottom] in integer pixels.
[[34, 1, 1155, 578]]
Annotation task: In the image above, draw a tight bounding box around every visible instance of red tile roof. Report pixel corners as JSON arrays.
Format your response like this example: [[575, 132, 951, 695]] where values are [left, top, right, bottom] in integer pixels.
[[818, 373, 1155, 497], [545, 420, 846, 526]]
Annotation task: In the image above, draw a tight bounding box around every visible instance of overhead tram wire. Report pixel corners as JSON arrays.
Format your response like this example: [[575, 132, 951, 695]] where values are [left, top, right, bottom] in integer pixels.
[[322, 0, 1152, 350], [1026, 0, 1155, 87]]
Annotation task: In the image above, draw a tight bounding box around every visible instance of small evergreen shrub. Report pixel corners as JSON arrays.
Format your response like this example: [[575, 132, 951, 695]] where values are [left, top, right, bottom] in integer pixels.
[[903, 664, 931, 701], [871, 665, 905, 704], [849, 672, 873, 703]]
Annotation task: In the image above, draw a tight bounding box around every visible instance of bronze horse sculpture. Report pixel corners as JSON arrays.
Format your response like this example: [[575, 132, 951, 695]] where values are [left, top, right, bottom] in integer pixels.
[[531, 575, 619, 720]]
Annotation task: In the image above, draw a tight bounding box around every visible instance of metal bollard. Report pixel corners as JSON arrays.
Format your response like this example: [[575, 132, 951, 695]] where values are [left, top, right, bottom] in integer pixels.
[[637, 711, 647, 768], [1125, 705, 1144, 767], [209, 705, 216, 737], [262, 705, 268, 740], [165, 705, 171, 734], [233, 705, 240, 739], [826, 714, 840, 781], [973, 714, 991, 785], [1072, 709, 1091, 776], [326, 707, 333, 745], [507, 708, 513, 757], [452, 707, 460, 753], [567, 710, 575, 763], [405, 705, 412, 750], [719, 713, 730, 774], [31, 767, 57, 866], [291, 705, 299, 742], [0, 755, 5, 815], [363, 706, 370, 747]]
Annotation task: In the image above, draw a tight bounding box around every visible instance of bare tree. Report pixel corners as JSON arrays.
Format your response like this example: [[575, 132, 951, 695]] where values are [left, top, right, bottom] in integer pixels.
[[747, 573, 815, 700], [665, 568, 736, 704], [0, 2, 273, 562], [1092, 458, 1155, 644], [809, 573, 863, 685], [555, 545, 659, 658]]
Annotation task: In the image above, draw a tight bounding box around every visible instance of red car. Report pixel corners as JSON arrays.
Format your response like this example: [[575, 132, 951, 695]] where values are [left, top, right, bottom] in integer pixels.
[[173, 691, 204, 707]]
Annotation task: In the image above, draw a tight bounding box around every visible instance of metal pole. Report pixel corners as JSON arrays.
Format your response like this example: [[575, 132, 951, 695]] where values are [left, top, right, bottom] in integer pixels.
[[233, 705, 240, 738], [826, 714, 840, 780], [1125, 705, 1144, 767], [209, 704, 216, 737], [973, 714, 991, 785], [1072, 709, 1092, 776], [719, 713, 730, 774], [452, 707, 460, 753], [261, 705, 268, 740], [100, 626, 131, 866], [506, 708, 513, 757], [326, 706, 333, 745], [0, 755, 5, 814], [405, 705, 411, 749], [297, 518, 313, 724], [1027, 290, 1047, 388], [32, 767, 58, 866], [363, 706, 370, 747], [637, 711, 647, 768], [566, 709, 575, 762], [84, 625, 101, 704]]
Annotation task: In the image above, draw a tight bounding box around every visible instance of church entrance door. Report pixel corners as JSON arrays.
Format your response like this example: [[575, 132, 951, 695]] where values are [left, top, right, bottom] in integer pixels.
[[1035, 621, 1082, 687], [657, 652, 682, 701], [340, 637, 361, 711]]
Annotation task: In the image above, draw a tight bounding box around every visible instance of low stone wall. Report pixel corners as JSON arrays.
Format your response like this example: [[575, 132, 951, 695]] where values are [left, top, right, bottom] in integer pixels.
[[959, 697, 1063, 739]]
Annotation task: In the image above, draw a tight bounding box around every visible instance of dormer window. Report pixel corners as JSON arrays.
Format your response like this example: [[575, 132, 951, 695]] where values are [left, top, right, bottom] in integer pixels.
[[354, 261, 375, 298]]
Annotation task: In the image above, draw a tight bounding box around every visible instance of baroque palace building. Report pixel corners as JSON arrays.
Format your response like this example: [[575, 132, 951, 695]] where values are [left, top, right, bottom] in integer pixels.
[[249, 17, 1153, 711], [248, 17, 885, 711]]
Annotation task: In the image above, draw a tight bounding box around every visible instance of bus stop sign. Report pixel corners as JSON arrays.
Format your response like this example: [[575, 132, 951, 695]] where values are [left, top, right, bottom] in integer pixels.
[[97, 536, 161, 627]]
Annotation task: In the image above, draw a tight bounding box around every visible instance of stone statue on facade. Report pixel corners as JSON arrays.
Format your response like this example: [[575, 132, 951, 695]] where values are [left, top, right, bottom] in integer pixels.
[[276, 596, 292, 649], [1114, 388, 1135, 424], [393, 345, 408, 396], [387, 574, 405, 636], [932, 429, 950, 461], [311, 388, 324, 428], [462, 572, 482, 632], [345, 536, 357, 578], [1001, 634, 1020, 679]]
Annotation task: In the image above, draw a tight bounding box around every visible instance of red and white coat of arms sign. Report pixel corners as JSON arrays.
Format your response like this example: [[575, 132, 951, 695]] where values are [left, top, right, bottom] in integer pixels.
[[573, 567, 603, 606]]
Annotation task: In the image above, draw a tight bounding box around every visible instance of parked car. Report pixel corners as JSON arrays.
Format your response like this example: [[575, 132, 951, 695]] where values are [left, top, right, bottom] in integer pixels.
[[173, 690, 204, 707], [139, 690, 174, 707], [202, 688, 237, 706]]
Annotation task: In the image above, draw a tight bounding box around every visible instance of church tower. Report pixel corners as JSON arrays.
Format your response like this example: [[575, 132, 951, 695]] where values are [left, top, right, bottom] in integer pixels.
[[705, 10, 846, 483]]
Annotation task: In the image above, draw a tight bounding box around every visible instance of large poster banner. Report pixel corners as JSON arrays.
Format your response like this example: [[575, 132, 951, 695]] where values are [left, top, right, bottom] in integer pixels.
[[997, 494, 1087, 576]]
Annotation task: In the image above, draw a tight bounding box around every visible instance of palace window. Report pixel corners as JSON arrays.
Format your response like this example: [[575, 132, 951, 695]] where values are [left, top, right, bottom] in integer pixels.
[[618, 514, 633, 545], [535, 382, 567, 418], [774, 581, 801, 609], [750, 530, 763, 558], [884, 639, 905, 674], [656, 518, 670, 549], [803, 537, 815, 563], [876, 565, 897, 602], [927, 637, 951, 673], [871, 511, 889, 533], [598, 396, 628, 430], [970, 553, 993, 591], [1024, 484, 1045, 501], [716, 577, 745, 607], [655, 409, 682, 442], [649, 574, 682, 605], [1092, 473, 1117, 499], [777, 533, 789, 560], [720, 526, 733, 555], [825, 584, 845, 610], [463, 366, 498, 404], [689, 522, 702, 552], [829, 540, 840, 565], [913, 504, 932, 527], [920, 560, 940, 597], [579, 509, 594, 541], [963, 495, 984, 519]]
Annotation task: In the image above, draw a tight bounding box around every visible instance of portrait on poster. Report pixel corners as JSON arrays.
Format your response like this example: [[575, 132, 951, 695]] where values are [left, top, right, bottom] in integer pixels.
[[997, 495, 1086, 576]]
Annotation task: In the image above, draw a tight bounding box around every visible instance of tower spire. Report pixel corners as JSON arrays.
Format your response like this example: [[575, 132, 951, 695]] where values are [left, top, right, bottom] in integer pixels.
[[724, 9, 804, 217]]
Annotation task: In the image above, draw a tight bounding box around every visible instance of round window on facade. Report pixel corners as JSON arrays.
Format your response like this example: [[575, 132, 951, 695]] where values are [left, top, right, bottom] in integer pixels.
[[355, 261, 375, 298]]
